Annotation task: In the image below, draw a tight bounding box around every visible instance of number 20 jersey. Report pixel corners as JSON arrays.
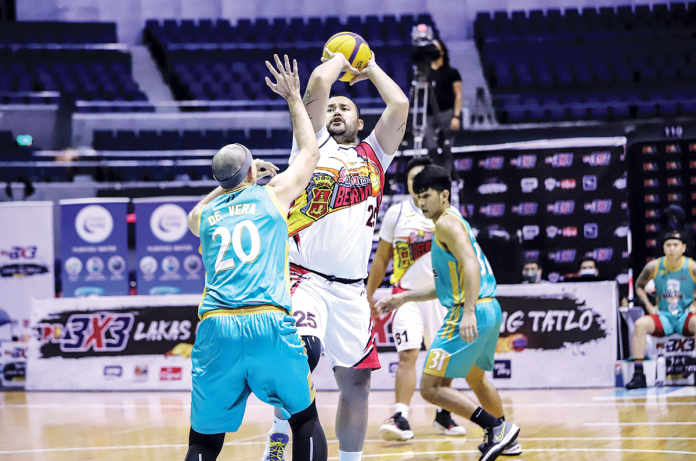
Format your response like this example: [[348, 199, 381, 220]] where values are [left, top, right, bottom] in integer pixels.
[[198, 185, 292, 316], [287, 127, 392, 279]]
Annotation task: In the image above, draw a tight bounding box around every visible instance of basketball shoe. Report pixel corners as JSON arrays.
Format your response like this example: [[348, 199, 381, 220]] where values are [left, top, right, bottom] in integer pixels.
[[379, 412, 414, 441], [261, 431, 289, 461], [625, 372, 647, 389], [478, 421, 520, 461], [479, 440, 523, 456], [433, 409, 467, 436]]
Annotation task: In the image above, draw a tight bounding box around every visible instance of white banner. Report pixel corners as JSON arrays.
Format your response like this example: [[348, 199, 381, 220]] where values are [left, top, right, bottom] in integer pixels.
[[27, 294, 201, 391], [0, 201, 55, 342], [315, 282, 618, 390]]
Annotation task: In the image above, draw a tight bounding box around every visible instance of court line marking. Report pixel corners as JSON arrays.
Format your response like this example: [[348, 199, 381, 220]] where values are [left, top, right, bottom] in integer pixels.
[[2, 446, 694, 456], [583, 422, 696, 426], [4, 401, 695, 409], [2, 436, 696, 454]]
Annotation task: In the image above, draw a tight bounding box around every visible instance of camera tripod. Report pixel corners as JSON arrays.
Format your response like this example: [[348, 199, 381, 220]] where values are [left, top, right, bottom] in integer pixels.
[[409, 71, 440, 153]]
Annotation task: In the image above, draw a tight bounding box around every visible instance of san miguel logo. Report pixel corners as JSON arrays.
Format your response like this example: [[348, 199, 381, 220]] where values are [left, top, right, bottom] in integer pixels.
[[288, 160, 382, 236], [304, 174, 334, 220]]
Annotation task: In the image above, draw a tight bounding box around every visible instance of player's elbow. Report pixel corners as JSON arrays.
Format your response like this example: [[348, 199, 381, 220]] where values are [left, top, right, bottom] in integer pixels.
[[390, 94, 410, 114]]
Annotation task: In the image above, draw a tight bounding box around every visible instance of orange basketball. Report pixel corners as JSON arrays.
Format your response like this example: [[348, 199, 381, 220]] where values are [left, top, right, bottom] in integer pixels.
[[322, 32, 371, 82]]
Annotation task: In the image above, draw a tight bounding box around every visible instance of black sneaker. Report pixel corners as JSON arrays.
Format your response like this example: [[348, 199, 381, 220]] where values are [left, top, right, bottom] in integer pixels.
[[379, 412, 414, 441], [625, 372, 647, 390], [479, 421, 520, 461], [433, 409, 467, 436]]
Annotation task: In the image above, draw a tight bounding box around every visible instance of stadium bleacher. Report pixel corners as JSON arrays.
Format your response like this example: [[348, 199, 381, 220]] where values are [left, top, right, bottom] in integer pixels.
[[0, 21, 150, 112], [474, 3, 696, 123], [143, 14, 434, 106]]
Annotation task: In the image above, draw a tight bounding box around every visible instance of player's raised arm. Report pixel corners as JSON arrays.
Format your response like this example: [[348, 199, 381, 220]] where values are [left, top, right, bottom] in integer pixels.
[[350, 52, 410, 155], [303, 52, 359, 134], [187, 186, 225, 237], [265, 54, 320, 212]]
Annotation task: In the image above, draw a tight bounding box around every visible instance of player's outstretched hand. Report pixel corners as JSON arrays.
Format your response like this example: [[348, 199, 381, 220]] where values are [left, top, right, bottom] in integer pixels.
[[254, 159, 279, 179], [265, 54, 300, 100], [375, 293, 405, 314], [349, 51, 376, 86], [321, 48, 360, 77]]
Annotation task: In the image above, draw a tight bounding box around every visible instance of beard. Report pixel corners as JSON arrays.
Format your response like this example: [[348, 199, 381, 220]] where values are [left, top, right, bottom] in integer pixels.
[[328, 121, 358, 145]]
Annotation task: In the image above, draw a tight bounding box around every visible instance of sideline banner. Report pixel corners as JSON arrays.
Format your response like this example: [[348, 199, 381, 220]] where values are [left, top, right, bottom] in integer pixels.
[[346, 282, 617, 391], [0, 202, 55, 343], [133, 197, 203, 295], [60, 198, 129, 297], [27, 294, 201, 390]]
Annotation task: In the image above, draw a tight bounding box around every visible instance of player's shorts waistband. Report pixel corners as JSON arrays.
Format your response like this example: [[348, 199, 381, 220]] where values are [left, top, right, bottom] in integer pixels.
[[200, 304, 287, 321], [452, 297, 495, 308], [291, 264, 364, 285]]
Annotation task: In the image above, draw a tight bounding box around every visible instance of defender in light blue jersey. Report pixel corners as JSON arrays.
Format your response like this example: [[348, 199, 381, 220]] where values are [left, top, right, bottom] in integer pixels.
[[182, 54, 327, 461], [376, 165, 520, 461], [627, 230, 696, 390]]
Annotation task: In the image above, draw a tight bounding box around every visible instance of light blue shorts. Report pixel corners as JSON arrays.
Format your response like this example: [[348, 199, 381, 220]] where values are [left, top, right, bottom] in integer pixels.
[[423, 298, 502, 379], [190, 307, 314, 434]]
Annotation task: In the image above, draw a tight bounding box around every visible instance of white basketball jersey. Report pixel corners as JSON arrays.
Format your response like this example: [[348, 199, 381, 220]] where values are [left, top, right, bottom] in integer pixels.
[[287, 126, 392, 279], [378, 198, 435, 290]]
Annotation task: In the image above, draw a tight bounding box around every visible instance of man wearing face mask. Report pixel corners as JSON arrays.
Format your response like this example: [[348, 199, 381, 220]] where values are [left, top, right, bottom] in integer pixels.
[[521, 259, 546, 284], [578, 258, 601, 281]]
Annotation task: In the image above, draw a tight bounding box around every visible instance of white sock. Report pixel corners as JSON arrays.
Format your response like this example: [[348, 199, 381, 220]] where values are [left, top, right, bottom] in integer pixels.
[[271, 415, 289, 434], [394, 403, 410, 419], [338, 450, 362, 461]]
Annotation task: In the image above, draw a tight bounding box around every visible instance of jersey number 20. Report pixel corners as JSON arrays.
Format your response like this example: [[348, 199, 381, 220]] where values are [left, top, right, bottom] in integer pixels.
[[212, 220, 261, 273]]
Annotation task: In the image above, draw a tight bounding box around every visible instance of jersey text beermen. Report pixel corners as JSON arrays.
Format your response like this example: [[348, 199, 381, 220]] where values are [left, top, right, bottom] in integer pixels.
[[378, 198, 435, 290], [198, 185, 292, 316], [653, 256, 696, 317], [287, 126, 391, 279], [431, 206, 496, 307]]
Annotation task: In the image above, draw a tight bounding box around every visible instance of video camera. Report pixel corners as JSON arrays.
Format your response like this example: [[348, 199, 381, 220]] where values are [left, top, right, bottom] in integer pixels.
[[410, 24, 440, 80]]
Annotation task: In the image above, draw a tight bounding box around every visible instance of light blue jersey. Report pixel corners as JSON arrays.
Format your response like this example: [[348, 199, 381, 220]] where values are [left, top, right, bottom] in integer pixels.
[[198, 185, 292, 316], [431, 206, 496, 308], [653, 256, 696, 318]]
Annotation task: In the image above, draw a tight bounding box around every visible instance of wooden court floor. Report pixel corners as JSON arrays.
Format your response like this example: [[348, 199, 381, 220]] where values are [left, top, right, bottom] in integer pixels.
[[1, 387, 695, 460]]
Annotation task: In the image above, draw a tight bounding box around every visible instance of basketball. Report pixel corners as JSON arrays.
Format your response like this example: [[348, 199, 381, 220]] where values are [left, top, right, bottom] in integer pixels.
[[322, 32, 371, 82]]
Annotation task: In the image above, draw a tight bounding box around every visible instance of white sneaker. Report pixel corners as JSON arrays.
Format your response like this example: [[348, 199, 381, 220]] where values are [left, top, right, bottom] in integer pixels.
[[379, 412, 414, 441], [261, 430, 290, 461], [433, 410, 467, 436]]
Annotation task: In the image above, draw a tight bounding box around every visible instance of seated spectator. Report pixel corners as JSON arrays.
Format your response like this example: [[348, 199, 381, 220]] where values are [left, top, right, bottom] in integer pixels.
[[521, 258, 546, 284], [626, 230, 696, 389], [577, 257, 601, 281]]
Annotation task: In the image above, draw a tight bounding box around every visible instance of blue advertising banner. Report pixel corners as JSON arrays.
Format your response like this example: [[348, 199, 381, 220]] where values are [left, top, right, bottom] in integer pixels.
[[59, 198, 129, 297], [133, 197, 203, 295]]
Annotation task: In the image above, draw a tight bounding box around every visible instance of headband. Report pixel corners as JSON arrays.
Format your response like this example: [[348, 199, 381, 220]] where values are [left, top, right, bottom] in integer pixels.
[[213, 144, 253, 189]]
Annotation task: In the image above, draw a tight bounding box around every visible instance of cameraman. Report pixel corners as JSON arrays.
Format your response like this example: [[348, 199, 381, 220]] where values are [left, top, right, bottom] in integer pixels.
[[425, 39, 462, 178]]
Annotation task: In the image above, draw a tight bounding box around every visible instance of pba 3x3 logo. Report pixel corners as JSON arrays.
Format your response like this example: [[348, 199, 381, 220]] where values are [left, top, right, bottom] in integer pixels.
[[37, 313, 135, 352]]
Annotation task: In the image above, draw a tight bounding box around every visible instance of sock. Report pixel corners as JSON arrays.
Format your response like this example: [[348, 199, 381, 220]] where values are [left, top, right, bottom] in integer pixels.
[[470, 406, 501, 430], [635, 363, 644, 374], [394, 403, 410, 419], [338, 450, 362, 461], [499, 415, 506, 423], [436, 407, 450, 416], [271, 415, 290, 434]]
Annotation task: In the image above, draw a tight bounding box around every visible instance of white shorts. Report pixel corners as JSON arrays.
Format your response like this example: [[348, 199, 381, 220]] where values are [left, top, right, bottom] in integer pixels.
[[289, 266, 380, 369], [392, 299, 448, 352]]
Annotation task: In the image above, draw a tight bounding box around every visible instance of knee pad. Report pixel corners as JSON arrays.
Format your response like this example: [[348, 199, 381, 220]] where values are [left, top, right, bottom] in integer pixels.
[[301, 335, 322, 372]]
